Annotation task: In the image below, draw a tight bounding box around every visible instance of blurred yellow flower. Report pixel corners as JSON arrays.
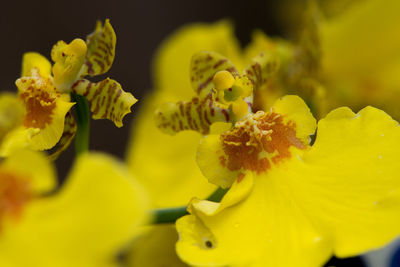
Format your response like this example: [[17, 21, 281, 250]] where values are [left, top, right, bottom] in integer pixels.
[[0, 150, 149, 267], [318, 0, 400, 118], [176, 95, 400, 267]]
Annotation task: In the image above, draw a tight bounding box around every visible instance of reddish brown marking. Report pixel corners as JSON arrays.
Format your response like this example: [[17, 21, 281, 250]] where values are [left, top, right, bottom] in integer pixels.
[[0, 170, 34, 229], [20, 87, 57, 129], [221, 109, 230, 121], [204, 110, 211, 125], [219, 155, 226, 167], [179, 102, 184, 116], [220, 111, 305, 174], [237, 173, 245, 183], [213, 59, 227, 69], [197, 76, 213, 94]]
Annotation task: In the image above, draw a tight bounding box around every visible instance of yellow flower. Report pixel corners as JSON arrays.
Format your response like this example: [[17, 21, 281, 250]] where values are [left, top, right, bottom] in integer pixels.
[[1, 20, 136, 157], [319, 0, 400, 118], [175, 94, 400, 266], [0, 149, 149, 267]]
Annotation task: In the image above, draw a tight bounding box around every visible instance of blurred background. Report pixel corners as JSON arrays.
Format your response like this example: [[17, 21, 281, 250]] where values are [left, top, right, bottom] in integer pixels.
[[1, 0, 397, 266]]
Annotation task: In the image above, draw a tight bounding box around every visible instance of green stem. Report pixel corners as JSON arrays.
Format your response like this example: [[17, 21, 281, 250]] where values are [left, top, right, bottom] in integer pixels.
[[71, 93, 90, 156], [151, 187, 229, 224]]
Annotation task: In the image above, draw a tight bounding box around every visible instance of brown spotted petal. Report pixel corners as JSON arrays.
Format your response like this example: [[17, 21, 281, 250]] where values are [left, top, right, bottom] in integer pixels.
[[190, 51, 239, 98], [71, 78, 137, 127], [81, 19, 116, 77], [244, 52, 280, 92], [155, 93, 232, 135], [48, 111, 77, 161]]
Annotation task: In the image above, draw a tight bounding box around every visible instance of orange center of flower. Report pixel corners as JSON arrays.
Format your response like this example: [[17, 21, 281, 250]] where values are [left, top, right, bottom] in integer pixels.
[[19, 86, 57, 129], [0, 169, 33, 228], [220, 111, 305, 173]]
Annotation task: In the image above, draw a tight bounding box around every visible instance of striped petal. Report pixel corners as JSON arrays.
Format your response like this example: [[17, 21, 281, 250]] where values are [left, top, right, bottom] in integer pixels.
[[71, 78, 137, 127], [81, 19, 116, 77]]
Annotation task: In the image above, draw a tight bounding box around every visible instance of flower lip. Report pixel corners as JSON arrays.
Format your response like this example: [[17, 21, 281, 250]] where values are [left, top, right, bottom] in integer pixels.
[[220, 110, 305, 174]]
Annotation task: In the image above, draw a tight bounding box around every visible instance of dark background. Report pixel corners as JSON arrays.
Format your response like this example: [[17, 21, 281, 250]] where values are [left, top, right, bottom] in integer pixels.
[[0, 1, 369, 266]]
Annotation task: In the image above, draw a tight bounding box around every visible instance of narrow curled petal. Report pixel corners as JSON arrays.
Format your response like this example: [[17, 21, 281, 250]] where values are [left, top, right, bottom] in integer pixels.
[[190, 51, 239, 98], [48, 111, 77, 161], [71, 78, 137, 127], [21, 52, 51, 77], [81, 19, 116, 77], [0, 153, 149, 267], [155, 94, 232, 135]]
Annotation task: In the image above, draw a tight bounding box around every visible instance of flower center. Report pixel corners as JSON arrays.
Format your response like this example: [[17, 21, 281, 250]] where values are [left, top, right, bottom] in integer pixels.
[[19, 85, 57, 130], [220, 110, 305, 173], [0, 169, 33, 228]]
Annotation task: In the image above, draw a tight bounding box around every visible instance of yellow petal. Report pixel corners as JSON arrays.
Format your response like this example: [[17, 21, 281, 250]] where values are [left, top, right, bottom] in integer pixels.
[[127, 225, 188, 267], [51, 39, 88, 92], [286, 105, 400, 257], [154, 20, 242, 100], [127, 93, 216, 208], [0, 152, 149, 267], [71, 78, 137, 127], [81, 19, 116, 77], [21, 52, 51, 77], [176, 175, 332, 267]]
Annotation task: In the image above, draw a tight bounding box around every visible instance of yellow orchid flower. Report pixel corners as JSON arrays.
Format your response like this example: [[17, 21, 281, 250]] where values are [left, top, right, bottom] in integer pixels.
[[175, 94, 400, 267], [1, 20, 136, 157], [0, 149, 149, 267], [317, 0, 400, 118]]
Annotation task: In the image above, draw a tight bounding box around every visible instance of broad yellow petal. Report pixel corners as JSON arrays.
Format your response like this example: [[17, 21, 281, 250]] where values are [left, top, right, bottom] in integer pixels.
[[0, 153, 149, 267], [176, 174, 332, 267], [127, 225, 188, 267], [284, 105, 400, 257], [21, 52, 51, 77]]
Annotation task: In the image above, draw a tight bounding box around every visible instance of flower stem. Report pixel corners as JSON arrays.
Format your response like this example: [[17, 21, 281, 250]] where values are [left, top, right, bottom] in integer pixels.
[[151, 187, 229, 224], [71, 93, 90, 156]]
